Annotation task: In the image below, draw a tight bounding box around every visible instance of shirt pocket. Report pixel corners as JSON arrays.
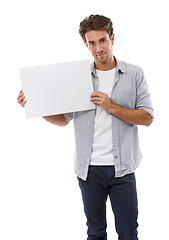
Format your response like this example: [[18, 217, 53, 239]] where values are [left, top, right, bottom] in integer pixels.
[[116, 90, 136, 109]]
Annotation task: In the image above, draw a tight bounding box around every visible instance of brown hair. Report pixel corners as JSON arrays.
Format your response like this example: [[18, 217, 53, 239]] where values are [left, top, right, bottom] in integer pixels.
[[79, 14, 113, 42]]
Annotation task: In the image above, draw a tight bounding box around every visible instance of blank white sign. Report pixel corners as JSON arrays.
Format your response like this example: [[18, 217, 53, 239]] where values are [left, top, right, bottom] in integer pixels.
[[20, 60, 95, 118]]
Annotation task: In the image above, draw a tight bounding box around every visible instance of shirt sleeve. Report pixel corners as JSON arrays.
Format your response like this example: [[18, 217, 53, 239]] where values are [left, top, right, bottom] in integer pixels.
[[62, 112, 73, 124], [135, 67, 154, 118]]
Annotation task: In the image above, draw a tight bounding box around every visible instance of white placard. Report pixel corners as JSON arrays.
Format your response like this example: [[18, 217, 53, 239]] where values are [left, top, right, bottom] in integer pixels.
[[20, 60, 95, 118]]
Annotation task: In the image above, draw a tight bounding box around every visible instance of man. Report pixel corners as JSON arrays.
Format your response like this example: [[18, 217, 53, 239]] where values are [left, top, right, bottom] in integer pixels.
[[17, 14, 154, 240]]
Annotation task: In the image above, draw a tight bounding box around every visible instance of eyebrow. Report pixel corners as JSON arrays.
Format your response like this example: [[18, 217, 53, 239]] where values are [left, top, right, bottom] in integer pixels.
[[88, 37, 107, 44], [100, 37, 107, 41], [88, 41, 95, 44]]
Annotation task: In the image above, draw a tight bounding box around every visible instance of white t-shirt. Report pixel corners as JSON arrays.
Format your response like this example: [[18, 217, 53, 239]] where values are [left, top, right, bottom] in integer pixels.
[[90, 67, 116, 166]]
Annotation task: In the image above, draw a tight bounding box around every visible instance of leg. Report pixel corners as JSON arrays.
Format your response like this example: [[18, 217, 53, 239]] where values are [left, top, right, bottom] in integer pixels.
[[109, 172, 138, 240], [78, 166, 108, 240]]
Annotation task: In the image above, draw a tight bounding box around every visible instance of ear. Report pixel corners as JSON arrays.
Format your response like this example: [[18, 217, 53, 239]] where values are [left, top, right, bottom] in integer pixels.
[[111, 34, 115, 45], [84, 41, 89, 49]]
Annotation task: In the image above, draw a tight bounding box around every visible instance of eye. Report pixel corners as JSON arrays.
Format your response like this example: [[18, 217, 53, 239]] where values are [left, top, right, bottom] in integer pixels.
[[90, 42, 95, 46], [100, 39, 106, 43]]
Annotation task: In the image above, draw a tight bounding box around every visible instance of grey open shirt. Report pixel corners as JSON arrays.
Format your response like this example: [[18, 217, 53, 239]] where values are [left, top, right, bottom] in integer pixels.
[[63, 58, 154, 181]]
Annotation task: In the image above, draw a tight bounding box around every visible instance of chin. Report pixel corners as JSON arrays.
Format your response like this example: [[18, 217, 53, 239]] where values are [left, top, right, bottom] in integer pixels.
[[96, 58, 109, 64]]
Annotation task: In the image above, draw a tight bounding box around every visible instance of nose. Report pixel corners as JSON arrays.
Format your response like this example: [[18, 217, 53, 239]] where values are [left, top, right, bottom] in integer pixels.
[[96, 43, 103, 53]]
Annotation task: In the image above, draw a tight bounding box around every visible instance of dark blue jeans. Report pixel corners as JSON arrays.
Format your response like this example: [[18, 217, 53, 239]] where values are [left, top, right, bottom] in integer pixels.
[[78, 166, 138, 240]]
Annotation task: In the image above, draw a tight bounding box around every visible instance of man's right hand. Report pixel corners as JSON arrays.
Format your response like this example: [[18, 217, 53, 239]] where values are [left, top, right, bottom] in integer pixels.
[[17, 90, 27, 107], [17, 89, 68, 126]]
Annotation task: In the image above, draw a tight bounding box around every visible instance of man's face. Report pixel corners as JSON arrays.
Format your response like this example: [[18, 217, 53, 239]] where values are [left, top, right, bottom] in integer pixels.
[[85, 30, 114, 65]]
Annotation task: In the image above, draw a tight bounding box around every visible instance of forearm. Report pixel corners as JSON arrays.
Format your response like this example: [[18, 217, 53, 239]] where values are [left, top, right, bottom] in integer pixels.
[[42, 114, 67, 127], [109, 103, 153, 126], [90, 91, 153, 126]]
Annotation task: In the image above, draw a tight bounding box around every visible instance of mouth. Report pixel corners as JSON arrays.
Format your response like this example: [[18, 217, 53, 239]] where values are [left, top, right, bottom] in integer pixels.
[[96, 53, 106, 57]]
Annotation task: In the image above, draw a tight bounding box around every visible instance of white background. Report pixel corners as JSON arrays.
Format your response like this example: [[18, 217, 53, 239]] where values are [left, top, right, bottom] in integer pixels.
[[0, 0, 168, 239]]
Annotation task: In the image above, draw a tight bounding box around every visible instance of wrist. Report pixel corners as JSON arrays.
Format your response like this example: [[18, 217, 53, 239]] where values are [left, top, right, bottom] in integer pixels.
[[109, 102, 116, 114]]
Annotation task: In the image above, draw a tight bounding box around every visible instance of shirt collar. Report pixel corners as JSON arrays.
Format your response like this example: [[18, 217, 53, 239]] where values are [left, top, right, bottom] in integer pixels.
[[91, 56, 127, 76]]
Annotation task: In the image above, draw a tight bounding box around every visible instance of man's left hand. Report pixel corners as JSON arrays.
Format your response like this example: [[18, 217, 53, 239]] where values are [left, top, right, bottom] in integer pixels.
[[90, 91, 113, 113]]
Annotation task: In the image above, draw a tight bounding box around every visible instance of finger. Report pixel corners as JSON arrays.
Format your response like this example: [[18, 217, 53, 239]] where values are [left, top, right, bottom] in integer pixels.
[[91, 100, 100, 105], [90, 93, 100, 98], [21, 99, 27, 107], [19, 95, 25, 102], [90, 91, 99, 97], [90, 97, 100, 102], [18, 90, 22, 96], [91, 91, 105, 98], [17, 92, 24, 100], [17, 94, 23, 101], [18, 96, 26, 105], [92, 91, 102, 94]]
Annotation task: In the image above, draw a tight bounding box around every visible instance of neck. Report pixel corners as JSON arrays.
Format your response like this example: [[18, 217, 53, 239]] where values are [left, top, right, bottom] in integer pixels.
[[95, 56, 116, 71]]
